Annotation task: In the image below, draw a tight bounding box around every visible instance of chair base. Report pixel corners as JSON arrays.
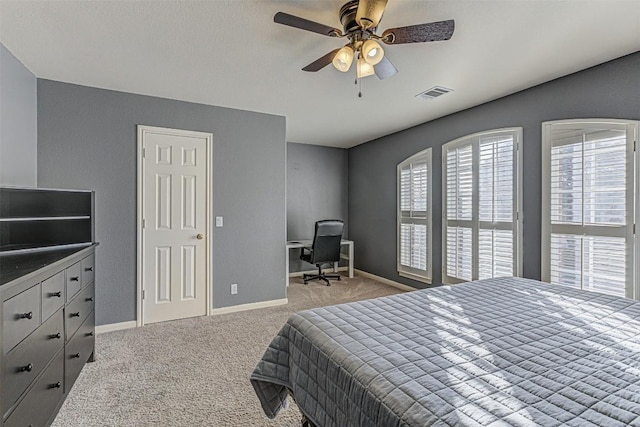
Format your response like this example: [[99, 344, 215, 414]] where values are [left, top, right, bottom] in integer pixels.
[[303, 265, 341, 286]]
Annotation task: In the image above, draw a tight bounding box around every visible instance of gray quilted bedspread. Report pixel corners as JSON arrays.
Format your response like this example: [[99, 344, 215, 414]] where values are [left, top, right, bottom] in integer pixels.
[[250, 277, 640, 426]]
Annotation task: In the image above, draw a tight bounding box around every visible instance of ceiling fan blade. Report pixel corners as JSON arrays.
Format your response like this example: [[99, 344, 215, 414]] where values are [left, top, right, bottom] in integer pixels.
[[356, 0, 388, 30], [381, 19, 455, 44], [274, 12, 342, 37], [374, 56, 398, 80], [302, 48, 341, 72]]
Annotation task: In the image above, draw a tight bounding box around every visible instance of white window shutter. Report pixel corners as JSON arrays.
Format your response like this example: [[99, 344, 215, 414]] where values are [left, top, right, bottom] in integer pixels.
[[400, 165, 411, 212], [446, 144, 473, 221], [478, 135, 515, 280], [411, 162, 428, 214], [443, 128, 522, 284], [400, 223, 411, 267], [397, 149, 432, 283], [446, 226, 472, 281], [543, 121, 636, 299], [409, 224, 428, 270], [479, 136, 513, 223], [479, 229, 513, 280]]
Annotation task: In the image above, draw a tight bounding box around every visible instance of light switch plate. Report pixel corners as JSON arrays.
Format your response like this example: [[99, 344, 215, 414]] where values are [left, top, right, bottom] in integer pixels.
[[215, 216, 223, 227]]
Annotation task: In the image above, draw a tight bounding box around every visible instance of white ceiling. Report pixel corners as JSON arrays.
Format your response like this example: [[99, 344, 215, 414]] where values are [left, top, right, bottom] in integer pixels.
[[1, 1, 639, 148]]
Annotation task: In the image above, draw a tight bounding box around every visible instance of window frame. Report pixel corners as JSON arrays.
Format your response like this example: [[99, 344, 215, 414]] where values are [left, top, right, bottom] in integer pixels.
[[442, 128, 523, 285], [397, 148, 432, 284], [541, 119, 639, 299]]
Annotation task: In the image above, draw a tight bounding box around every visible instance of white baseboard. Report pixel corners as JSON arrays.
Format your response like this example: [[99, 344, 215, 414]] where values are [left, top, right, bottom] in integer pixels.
[[354, 269, 417, 292], [210, 298, 288, 315], [96, 320, 137, 334], [288, 266, 348, 277], [96, 299, 288, 332], [94, 274, 406, 334]]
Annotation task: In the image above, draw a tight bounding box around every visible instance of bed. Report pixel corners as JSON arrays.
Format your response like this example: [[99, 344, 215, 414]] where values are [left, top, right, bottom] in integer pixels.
[[251, 277, 640, 426]]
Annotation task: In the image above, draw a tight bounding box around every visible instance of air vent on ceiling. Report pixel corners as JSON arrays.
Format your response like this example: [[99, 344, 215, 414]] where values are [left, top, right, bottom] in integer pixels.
[[416, 86, 453, 101]]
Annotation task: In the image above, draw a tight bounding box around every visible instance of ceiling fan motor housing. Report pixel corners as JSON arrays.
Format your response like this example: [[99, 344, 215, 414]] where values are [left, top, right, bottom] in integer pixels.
[[340, 1, 367, 34]]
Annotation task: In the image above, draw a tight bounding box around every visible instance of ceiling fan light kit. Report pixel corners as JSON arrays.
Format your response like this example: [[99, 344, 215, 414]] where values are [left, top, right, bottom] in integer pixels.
[[361, 39, 384, 66], [357, 56, 375, 78], [333, 46, 355, 72], [274, 0, 455, 92]]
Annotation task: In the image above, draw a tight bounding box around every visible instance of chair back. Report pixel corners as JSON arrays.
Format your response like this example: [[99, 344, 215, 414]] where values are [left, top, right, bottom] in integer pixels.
[[310, 220, 344, 264]]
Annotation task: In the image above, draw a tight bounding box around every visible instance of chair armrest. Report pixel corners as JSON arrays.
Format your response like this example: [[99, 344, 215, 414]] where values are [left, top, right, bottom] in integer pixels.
[[300, 247, 313, 262]]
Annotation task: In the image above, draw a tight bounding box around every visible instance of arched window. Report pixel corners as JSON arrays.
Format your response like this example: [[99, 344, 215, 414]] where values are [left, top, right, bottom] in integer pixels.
[[397, 148, 432, 283], [542, 119, 638, 298], [442, 128, 523, 284]]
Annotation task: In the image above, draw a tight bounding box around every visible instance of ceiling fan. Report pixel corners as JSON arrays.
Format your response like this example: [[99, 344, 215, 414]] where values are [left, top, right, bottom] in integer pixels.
[[273, 0, 455, 82]]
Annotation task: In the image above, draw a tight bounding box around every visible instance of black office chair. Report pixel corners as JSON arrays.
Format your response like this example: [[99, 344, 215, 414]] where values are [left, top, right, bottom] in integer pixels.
[[300, 220, 344, 286]]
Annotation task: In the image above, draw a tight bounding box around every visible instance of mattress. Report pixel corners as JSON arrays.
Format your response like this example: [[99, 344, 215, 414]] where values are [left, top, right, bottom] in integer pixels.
[[251, 277, 640, 426]]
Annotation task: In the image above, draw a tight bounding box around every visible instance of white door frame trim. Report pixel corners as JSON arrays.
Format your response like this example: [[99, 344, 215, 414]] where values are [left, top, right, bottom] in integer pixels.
[[136, 125, 213, 327]]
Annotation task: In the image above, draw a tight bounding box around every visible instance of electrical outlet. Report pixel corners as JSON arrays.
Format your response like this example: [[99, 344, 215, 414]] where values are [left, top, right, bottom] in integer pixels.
[[231, 283, 238, 295]]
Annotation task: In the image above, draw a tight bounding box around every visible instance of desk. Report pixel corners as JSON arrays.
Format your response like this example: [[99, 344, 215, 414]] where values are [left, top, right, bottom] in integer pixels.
[[286, 240, 354, 286]]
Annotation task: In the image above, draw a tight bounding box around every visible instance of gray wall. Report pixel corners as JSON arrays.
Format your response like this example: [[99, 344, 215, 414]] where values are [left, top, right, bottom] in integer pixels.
[[287, 142, 348, 272], [349, 51, 640, 288], [0, 44, 37, 186], [37, 80, 286, 325]]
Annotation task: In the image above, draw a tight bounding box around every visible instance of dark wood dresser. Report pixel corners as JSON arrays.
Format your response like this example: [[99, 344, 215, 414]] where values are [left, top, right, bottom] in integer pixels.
[[0, 187, 97, 427]]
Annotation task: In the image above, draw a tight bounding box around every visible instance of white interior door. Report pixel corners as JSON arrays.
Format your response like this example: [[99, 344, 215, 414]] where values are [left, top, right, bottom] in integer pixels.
[[139, 126, 210, 325]]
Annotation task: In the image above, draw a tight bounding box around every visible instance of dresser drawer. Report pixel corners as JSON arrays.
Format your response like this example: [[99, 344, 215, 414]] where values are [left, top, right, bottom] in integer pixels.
[[65, 261, 82, 303], [65, 283, 95, 341], [65, 310, 95, 392], [81, 254, 95, 286], [2, 309, 64, 418], [41, 271, 65, 322], [3, 349, 64, 427], [2, 284, 41, 354]]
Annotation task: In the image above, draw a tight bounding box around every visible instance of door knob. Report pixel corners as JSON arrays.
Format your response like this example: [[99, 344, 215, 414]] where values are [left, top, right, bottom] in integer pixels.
[[196, 233, 204, 240]]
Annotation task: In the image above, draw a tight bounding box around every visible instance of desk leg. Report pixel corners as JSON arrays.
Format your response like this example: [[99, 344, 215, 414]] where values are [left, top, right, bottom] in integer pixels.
[[348, 242, 354, 278], [286, 247, 290, 287]]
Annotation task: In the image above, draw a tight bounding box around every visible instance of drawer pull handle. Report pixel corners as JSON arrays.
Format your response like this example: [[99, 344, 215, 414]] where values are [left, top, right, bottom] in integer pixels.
[[70, 276, 80, 282], [70, 312, 81, 318], [85, 267, 93, 272], [50, 381, 62, 389], [86, 297, 94, 302], [20, 363, 33, 372], [71, 353, 80, 359], [50, 332, 62, 339], [86, 331, 94, 337], [50, 291, 62, 298], [19, 312, 33, 320]]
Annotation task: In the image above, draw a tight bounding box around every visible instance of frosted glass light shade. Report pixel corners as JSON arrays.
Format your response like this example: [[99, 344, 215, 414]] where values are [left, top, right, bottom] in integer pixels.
[[332, 46, 354, 72], [357, 57, 375, 78], [362, 40, 384, 65]]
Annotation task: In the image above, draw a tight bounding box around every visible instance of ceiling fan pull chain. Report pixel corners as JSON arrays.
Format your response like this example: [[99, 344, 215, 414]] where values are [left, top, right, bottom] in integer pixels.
[[358, 77, 363, 98]]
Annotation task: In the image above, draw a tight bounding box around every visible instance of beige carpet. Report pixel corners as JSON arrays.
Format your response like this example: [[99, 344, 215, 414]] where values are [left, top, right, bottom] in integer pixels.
[[52, 274, 403, 427]]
